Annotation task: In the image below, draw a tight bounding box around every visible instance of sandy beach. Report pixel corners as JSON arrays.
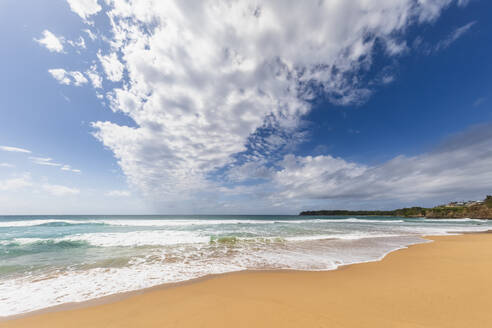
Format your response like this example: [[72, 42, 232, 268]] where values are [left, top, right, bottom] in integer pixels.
[[2, 232, 492, 327]]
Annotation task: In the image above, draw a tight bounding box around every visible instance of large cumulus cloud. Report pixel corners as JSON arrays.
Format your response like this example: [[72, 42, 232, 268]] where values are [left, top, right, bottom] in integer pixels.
[[91, 1, 461, 200], [53, 0, 484, 211]]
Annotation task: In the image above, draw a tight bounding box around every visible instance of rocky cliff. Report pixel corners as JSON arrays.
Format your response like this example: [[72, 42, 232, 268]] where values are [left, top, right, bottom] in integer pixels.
[[424, 204, 492, 219]]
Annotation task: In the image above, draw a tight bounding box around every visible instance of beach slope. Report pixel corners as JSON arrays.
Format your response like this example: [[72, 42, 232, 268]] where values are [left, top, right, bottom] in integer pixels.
[[2, 233, 492, 328]]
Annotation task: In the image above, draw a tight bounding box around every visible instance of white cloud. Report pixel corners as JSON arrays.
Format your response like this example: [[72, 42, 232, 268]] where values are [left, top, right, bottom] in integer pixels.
[[39, 1, 471, 211], [89, 0, 461, 205], [35, 30, 64, 53], [0, 163, 14, 168], [381, 75, 395, 84], [66, 0, 101, 20], [105, 190, 131, 197], [270, 124, 492, 205], [61, 165, 81, 173], [86, 65, 103, 88], [0, 175, 32, 191], [83, 29, 97, 41], [227, 161, 274, 183], [434, 21, 476, 52], [71, 71, 89, 86], [0, 146, 31, 153], [48, 69, 88, 86], [67, 36, 86, 49], [49, 69, 71, 85], [29, 157, 61, 167], [42, 184, 80, 196], [29, 157, 80, 173], [97, 52, 124, 82], [384, 40, 408, 56]]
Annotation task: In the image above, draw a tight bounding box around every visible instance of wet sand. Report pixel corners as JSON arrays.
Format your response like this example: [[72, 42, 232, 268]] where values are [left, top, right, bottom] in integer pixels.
[[2, 233, 492, 328]]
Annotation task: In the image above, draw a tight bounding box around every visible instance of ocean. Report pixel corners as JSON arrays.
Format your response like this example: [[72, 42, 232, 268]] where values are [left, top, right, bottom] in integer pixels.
[[1, 215, 490, 316]]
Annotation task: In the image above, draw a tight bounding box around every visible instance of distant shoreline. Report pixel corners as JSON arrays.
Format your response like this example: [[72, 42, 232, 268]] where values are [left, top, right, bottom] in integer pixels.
[[300, 195, 492, 219]]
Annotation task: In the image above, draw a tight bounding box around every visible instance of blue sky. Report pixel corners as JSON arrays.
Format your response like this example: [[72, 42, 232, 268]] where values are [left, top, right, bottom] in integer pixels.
[[0, 0, 491, 214]]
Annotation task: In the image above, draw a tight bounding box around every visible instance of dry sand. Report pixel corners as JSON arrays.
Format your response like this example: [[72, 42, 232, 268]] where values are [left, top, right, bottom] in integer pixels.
[[2, 233, 492, 328]]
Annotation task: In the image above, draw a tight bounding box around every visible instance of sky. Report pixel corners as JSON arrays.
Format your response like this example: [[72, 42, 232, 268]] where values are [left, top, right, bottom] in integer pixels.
[[0, 0, 491, 215]]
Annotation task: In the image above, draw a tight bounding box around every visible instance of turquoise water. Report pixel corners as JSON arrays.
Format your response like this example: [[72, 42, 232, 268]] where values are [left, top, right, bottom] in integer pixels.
[[1, 215, 490, 316]]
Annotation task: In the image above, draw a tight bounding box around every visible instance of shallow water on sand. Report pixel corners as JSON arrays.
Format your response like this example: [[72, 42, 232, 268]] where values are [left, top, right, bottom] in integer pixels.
[[1, 215, 490, 316]]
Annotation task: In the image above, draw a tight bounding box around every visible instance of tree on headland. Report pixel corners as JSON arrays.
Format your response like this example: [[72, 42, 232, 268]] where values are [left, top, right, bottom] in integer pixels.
[[485, 195, 492, 208]]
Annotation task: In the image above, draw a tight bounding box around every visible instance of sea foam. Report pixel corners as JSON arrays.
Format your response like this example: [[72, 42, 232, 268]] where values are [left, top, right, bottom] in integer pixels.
[[1, 215, 491, 317]]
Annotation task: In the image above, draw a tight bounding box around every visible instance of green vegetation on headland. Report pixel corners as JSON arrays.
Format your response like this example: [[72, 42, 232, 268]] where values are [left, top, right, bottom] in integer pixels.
[[300, 196, 492, 219]]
